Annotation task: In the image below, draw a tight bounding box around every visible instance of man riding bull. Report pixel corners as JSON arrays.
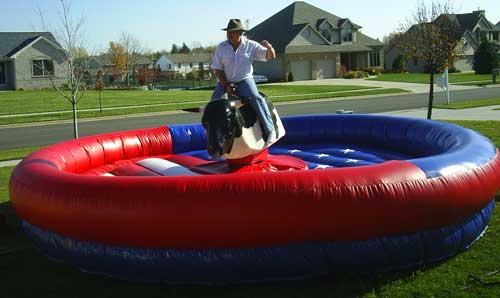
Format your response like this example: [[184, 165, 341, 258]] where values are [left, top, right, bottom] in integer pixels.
[[210, 18, 277, 144]]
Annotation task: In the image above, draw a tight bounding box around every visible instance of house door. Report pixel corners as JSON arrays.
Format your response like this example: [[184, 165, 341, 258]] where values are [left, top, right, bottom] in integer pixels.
[[0, 62, 6, 85], [340, 53, 357, 71]]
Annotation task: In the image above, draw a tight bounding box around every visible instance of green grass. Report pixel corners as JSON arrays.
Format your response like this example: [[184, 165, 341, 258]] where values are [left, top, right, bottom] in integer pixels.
[[369, 73, 493, 84], [434, 98, 500, 109], [1, 120, 499, 297], [0, 86, 372, 115], [0, 87, 407, 125], [0, 147, 42, 161]]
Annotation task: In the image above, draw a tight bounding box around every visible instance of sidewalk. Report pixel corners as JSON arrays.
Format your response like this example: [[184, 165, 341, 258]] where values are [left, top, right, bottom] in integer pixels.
[[375, 105, 500, 120], [271, 77, 484, 93], [0, 159, 22, 167]]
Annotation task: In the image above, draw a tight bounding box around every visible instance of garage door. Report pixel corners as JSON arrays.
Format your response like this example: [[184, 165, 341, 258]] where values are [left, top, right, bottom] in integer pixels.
[[315, 59, 335, 79], [290, 60, 311, 81]]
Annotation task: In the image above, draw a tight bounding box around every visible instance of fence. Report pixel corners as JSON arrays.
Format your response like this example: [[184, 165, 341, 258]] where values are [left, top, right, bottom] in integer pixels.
[[92, 77, 218, 90]]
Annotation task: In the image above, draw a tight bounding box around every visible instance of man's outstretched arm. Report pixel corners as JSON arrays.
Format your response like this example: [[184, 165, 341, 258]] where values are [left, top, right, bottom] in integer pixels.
[[260, 40, 276, 60]]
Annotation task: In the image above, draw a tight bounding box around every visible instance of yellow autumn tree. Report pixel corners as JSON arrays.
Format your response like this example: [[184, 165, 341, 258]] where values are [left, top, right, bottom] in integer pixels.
[[108, 42, 126, 80]]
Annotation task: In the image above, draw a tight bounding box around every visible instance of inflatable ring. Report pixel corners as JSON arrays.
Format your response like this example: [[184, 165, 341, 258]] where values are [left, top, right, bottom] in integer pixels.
[[10, 114, 500, 284]]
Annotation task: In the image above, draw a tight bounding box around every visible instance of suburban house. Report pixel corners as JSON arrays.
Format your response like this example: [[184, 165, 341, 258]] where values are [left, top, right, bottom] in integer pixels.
[[245, 1, 384, 81], [89, 54, 155, 83], [154, 53, 212, 76], [0, 32, 66, 90], [386, 10, 500, 72]]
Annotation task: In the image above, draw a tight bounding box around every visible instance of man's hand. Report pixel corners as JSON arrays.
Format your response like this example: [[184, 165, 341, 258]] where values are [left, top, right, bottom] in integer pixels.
[[260, 40, 276, 60], [260, 40, 272, 48], [224, 83, 237, 96]]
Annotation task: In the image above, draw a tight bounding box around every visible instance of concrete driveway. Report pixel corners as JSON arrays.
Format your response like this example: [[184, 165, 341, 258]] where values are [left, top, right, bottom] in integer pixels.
[[271, 77, 481, 94]]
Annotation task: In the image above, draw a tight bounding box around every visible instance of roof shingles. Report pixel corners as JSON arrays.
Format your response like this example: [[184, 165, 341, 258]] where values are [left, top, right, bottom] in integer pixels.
[[246, 1, 380, 54], [0, 32, 60, 57]]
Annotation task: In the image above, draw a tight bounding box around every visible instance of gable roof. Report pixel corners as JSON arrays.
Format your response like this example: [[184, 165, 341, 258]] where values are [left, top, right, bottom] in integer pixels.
[[246, 1, 378, 53], [164, 53, 212, 64], [0, 32, 60, 57], [442, 10, 495, 34], [496, 21, 500, 30]]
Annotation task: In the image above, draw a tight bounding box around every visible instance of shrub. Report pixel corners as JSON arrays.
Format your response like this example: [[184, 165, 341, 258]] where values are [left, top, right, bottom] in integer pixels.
[[392, 55, 405, 72], [17, 88, 24, 91], [473, 39, 499, 74], [364, 67, 382, 76], [287, 72, 294, 82], [186, 70, 199, 80], [342, 71, 368, 79]]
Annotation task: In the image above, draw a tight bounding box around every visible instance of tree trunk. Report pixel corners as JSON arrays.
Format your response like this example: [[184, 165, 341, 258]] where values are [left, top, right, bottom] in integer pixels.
[[72, 95, 79, 139], [427, 72, 434, 119], [99, 89, 102, 113]]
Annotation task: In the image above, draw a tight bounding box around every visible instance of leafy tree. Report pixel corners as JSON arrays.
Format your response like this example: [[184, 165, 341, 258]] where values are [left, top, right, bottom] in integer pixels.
[[394, 0, 462, 119], [392, 55, 406, 72], [180, 43, 191, 54], [119, 32, 144, 88], [95, 70, 104, 113], [171, 44, 180, 54], [473, 39, 499, 74], [108, 42, 126, 77]]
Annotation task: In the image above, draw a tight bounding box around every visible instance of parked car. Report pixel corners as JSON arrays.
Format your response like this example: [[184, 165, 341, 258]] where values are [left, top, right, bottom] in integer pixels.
[[253, 73, 269, 83]]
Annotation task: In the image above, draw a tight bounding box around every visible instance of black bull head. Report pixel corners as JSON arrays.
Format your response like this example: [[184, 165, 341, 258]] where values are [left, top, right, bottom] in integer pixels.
[[201, 93, 281, 159]]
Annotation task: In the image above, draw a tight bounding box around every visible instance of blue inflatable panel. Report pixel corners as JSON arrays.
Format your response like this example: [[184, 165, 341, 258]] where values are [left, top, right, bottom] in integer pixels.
[[171, 115, 497, 178], [23, 200, 494, 284], [168, 124, 206, 154], [280, 115, 498, 177]]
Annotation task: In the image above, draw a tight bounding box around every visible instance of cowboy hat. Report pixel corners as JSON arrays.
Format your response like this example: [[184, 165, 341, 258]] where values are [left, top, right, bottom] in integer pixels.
[[222, 19, 247, 32]]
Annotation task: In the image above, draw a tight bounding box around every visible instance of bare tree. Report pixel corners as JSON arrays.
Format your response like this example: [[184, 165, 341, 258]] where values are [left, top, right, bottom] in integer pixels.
[[38, 0, 91, 138], [395, 0, 462, 119], [119, 32, 144, 88]]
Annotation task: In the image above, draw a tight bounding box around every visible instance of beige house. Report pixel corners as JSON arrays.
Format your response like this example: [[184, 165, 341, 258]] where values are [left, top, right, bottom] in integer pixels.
[[386, 10, 500, 72], [246, 1, 384, 81]]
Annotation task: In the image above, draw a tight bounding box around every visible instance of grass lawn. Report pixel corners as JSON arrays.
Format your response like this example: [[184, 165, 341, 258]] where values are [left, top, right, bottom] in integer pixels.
[[0, 146, 42, 161], [0, 85, 374, 115], [434, 98, 500, 109], [0, 87, 407, 125], [369, 73, 493, 84], [0, 120, 499, 297]]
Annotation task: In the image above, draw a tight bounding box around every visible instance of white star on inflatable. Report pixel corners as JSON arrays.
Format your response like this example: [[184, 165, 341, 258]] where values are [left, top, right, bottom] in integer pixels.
[[345, 159, 359, 163], [186, 129, 192, 135], [316, 154, 329, 158], [342, 149, 355, 154], [315, 164, 331, 169], [288, 149, 301, 154]]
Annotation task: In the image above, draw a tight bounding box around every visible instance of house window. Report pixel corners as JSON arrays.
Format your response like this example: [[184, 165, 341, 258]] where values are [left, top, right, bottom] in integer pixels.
[[32, 59, 54, 77], [168, 64, 172, 70], [0, 62, 6, 85], [480, 31, 487, 41], [369, 51, 381, 67], [343, 29, 353, 42], [320, 29, 332, 42], [494, 32, 499, 41], [178, 63, 181, 68]]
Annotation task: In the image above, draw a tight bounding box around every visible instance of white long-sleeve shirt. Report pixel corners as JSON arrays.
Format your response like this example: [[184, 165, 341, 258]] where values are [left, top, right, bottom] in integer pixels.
[[211, 37, 268, 83]]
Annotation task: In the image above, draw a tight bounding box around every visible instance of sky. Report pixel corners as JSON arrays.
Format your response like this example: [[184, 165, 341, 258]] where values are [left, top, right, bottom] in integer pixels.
[[2, 0, 499, 53]]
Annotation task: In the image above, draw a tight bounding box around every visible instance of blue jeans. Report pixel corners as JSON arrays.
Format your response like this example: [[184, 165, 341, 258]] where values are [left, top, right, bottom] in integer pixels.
[[211, 79, 274, 136]]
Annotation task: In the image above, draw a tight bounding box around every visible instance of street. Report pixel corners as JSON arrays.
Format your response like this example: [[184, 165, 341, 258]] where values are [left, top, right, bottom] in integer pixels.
[[1, 86, 500, 149]]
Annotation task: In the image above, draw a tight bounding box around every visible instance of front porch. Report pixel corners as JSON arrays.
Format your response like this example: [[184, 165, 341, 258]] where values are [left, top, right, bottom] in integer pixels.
[[340, 49, 382, 72]]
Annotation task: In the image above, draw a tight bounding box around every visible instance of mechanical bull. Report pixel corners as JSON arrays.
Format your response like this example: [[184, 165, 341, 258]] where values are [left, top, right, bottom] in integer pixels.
[[201, 93, 285, 160]]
